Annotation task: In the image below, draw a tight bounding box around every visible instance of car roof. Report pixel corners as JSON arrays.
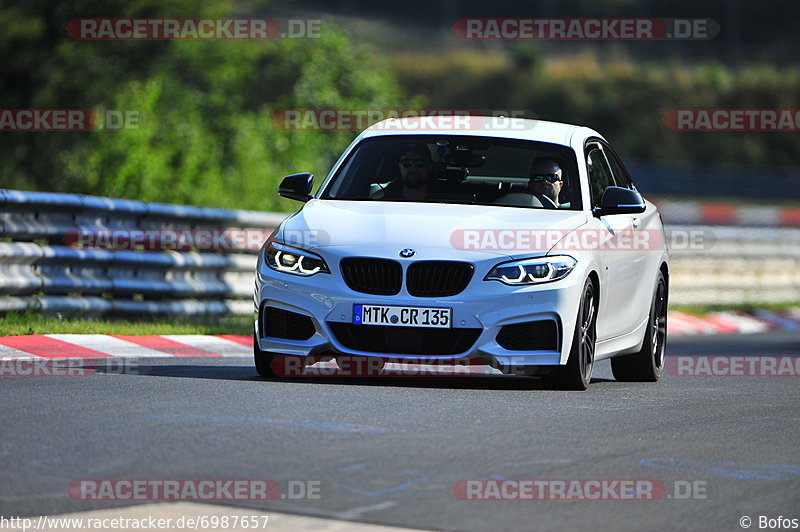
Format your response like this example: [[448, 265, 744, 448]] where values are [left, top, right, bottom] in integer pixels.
[[361, 116, 603, 146]]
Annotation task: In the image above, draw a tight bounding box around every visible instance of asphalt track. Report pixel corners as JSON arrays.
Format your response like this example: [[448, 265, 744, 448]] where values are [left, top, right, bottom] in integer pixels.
[[1, 331, 799, 531]]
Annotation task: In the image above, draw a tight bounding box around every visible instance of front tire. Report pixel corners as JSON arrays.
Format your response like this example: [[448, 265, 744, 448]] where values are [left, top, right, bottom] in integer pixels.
[[611, 271, 667, 382], [556, 278, 597, 390], [253, 332, 276, 377]]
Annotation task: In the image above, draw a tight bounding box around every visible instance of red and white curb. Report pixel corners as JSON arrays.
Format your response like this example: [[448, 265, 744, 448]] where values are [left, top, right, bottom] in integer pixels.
[[667, 308, 800, 336], [0, 310, 797, 360], [0, 334, 251, 360], [655, 200, 800, 227]]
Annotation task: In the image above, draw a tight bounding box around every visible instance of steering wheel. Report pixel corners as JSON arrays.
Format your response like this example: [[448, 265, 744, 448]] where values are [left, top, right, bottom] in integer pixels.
[[531, 192, 558, 209]]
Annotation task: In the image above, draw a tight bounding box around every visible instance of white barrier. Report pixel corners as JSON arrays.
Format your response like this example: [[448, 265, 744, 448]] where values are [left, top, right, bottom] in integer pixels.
[[0, 189, 285, 316]]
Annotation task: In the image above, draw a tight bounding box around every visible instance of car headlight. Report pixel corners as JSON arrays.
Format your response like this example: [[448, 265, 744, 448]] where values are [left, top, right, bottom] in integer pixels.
[[485, 255, 577, 285], [264, 242, 329, 276]]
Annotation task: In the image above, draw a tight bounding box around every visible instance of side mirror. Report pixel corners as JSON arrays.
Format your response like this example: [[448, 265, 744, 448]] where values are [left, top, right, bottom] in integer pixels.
[[595, 186, 646, 216], [278, 173, 313, 202]]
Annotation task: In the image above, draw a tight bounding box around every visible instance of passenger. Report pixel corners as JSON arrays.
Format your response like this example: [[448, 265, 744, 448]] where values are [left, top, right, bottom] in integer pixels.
[[371, 146, 435, 201]]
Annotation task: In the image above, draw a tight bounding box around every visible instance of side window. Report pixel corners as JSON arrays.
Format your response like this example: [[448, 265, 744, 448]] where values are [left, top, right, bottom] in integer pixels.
[[586, 146, 616, 208], [603, 146, 634, 190]]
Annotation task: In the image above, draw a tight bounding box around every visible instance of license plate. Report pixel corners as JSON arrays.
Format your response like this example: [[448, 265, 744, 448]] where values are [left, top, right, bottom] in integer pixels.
[[353, 304, 452, 328]]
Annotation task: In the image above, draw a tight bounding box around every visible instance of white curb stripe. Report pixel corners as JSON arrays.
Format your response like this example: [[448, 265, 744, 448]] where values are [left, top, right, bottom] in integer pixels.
[[161, 335, 250, 357], [709, 312, 771, 334], [45, 334, 170, 358], [0, 344, 42, 359]]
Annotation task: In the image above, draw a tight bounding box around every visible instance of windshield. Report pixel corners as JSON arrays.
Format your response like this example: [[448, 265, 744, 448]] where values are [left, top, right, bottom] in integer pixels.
[[319, 135, 582, 210]]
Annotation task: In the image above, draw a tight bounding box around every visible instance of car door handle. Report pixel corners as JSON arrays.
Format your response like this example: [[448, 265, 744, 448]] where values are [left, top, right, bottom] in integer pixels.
[[631, 217, 640, 229]]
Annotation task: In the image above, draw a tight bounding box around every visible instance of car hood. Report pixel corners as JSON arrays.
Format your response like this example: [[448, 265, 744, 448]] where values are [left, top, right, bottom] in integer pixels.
[[279, 200, 589, 259]]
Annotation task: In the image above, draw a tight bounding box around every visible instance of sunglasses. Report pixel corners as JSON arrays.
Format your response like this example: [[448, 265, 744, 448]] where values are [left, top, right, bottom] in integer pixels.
[[399, 159, 429, 168], [531, 173, 562, 183]]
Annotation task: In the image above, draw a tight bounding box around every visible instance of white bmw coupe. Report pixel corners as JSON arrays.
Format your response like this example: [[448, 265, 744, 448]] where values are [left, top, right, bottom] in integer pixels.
[[255, 116, 669, 389]]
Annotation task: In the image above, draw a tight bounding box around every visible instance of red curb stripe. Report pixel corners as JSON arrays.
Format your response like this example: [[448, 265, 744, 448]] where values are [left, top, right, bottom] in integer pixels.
[[779, 208, 800, 227], [216, 335, 252, 347], [0, 336, 111, 358], [667, 312, 715, 335], [111, 335, 221, 357], [700, 204, 737, 224]]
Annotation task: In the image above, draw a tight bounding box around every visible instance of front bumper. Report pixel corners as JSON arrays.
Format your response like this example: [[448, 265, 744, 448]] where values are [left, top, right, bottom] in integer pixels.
[[254, 254, 587, 369]]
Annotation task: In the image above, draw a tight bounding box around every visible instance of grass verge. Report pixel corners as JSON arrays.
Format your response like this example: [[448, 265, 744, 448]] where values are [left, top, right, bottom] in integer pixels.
[[0, 310, 253, 337], [669, 302, 799, 315]]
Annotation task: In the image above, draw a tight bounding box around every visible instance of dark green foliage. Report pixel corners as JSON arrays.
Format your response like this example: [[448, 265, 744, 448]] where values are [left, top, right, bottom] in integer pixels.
[[0, 0, 404, 211]]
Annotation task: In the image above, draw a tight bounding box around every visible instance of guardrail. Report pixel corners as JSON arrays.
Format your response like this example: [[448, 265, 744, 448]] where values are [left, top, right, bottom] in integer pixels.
[[666, 225, 800, 305], [0, 189, 285, 317], [1, 189, 798, 314]]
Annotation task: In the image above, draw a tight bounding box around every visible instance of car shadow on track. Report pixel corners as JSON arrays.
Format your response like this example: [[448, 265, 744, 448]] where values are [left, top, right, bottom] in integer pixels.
[[254, 374, 616, 390], [83, 360, 615, 390]]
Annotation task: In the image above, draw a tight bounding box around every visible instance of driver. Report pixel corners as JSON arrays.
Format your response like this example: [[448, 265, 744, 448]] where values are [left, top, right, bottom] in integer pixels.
[[528, 158, 563, 208], [491, 157, 565, 209]]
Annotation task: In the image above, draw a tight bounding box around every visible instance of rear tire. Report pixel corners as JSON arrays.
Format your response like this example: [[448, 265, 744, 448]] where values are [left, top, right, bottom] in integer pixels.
[[611, 271, 667, 382], [555, 278, 597, 390]]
